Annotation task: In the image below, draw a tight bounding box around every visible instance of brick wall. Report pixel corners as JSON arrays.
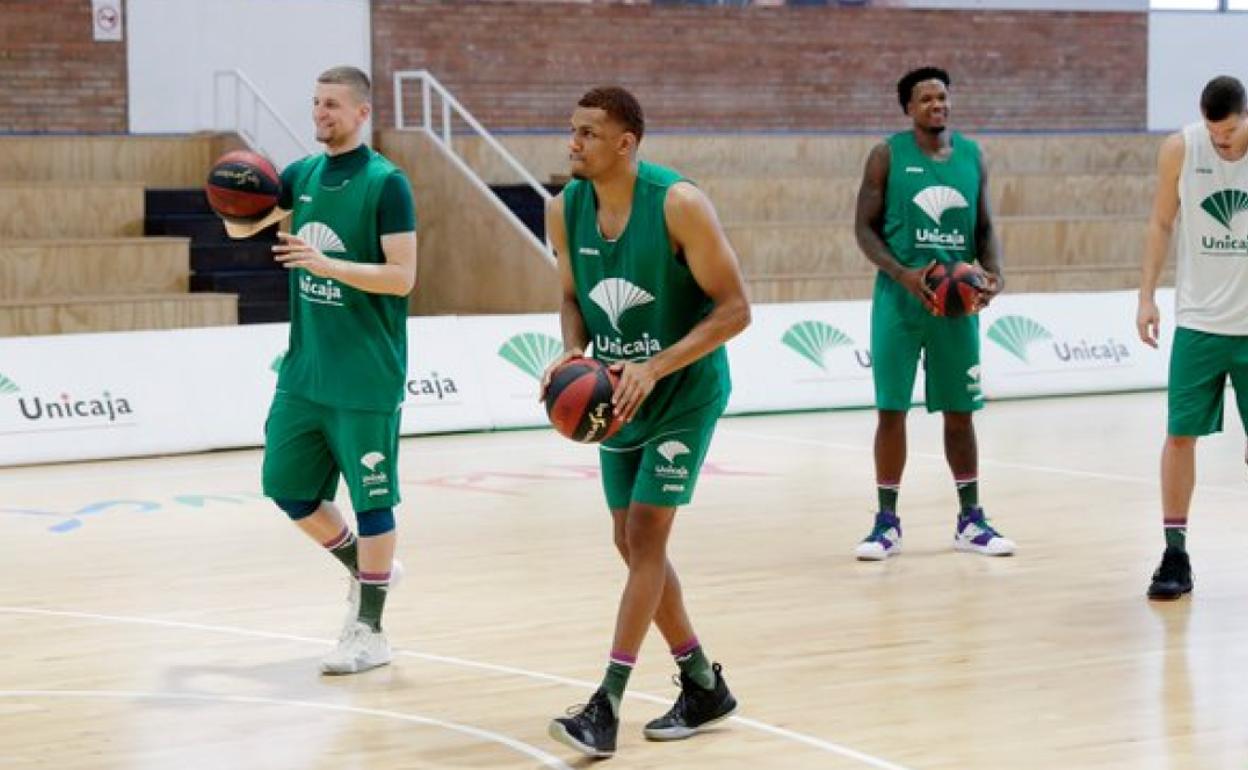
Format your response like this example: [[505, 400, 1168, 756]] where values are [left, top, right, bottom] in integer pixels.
[[373, 3, 1146, 132], [1, 0, 128, 133]]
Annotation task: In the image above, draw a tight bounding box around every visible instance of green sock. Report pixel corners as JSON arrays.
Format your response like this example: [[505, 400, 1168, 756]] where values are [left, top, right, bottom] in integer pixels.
[[601, 656, 634, 716], [357, 574, 390, 632], [674, 642, 715, 690], [877, 482, 899, 513], [955, 477, 978, 511], [324, 528, 358, 575], [1164, 519, 1187, 551]]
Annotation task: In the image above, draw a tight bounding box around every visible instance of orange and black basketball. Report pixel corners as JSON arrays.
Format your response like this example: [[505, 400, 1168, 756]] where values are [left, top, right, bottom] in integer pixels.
[[543, 357, 622, 443], [205, 150, 281, 221], [925, 261, 988, 318]]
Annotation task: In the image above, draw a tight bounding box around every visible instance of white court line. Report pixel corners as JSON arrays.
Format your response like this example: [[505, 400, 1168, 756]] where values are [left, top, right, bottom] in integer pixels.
[[0, 689, 572, 769], [0, 438, 559, 490], [722, 428, 1248, 497], [0, 606, 915, 770]]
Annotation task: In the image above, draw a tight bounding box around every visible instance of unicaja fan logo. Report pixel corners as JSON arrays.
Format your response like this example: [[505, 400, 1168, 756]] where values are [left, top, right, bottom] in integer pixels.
[[657, 440, 690, 464], [361, 451, 385, 472], [498, 332, 563, 380], [0, 373, 18, 395], [913, 185, 968, 251], [1200, 189, 1248, 231], [655, 440, 691, 480], [987, 316, 1053, 363], [781, 321, 854, 371], [360, 451, 389, 493], [589, 278, 654, 334]]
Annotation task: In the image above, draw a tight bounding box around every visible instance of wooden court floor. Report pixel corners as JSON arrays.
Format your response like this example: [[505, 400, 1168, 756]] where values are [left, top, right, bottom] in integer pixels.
[[3, 391, 1248, 769]]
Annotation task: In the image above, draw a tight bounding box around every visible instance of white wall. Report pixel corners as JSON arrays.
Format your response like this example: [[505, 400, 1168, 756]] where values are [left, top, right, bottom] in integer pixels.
[[127, 0, 370, 169], [1149, 11, 1248, 131]]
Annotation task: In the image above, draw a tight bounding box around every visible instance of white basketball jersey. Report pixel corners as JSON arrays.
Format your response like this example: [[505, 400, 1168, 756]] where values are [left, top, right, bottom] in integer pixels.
[[1176, 122, 1248, 334]]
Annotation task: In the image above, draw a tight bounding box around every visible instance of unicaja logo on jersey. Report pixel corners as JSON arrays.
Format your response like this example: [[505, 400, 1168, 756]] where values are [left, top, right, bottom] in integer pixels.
[[588, 278, 662, 361], [913, 185, 968, 251], [361, 451, 385, 472], [590, 278, 654, 333], [1199, 190, 1248, 253], [498, 332, 562, 380], [987, 316, 1053, 363], [295, 222, 348, 306]]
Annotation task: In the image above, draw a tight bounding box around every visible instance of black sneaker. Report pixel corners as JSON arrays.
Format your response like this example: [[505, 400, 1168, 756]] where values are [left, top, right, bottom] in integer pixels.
[[1148, 547, 1193, 600], [643, 662, 738, 741], [548, 688, 618, 758]]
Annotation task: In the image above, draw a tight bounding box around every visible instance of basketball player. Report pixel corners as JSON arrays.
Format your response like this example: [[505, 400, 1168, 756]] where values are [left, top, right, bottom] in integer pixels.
[[1137, 75, 1248, 601], [539, 86, 750, 758], [221, 66, 417, 672], [852, 66, 1012, 561]]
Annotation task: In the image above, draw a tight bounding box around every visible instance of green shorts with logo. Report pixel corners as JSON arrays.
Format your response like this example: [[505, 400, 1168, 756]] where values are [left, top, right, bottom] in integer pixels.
[[871, 276, 983, 413], [1167, 326, 1248, 437], [598, 400, 723, 511], [262, 390, 402, 512]]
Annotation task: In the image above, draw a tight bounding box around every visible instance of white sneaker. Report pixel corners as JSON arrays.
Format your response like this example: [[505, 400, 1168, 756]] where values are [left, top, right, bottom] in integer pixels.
[[342, 558, 405, 637], [953, 507, 1015, 556], [320, 621, 392, 675], [854, 511, 902, 561]]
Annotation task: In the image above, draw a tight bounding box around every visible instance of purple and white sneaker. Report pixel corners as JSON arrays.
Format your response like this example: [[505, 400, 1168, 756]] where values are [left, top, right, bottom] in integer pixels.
[[855, 511, 902, 561], [954, 507, 1015, 556]]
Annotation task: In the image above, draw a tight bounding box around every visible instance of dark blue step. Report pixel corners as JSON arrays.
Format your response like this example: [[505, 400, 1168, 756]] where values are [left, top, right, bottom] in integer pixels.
[[238, 299, 291, 324], [191, 242, 278, 272], [491, 183, 562, 242], [146, 188, 213, 216], [190, 270, 289, 301]]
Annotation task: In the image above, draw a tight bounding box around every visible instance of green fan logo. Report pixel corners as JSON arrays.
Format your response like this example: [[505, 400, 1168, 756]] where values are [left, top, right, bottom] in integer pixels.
[[0, 373, 18, 395], [987, 315, 1054, 363], [781, 321, 854, 371], [1200, 189, 1248, 231], [498, 332, 563, 380]]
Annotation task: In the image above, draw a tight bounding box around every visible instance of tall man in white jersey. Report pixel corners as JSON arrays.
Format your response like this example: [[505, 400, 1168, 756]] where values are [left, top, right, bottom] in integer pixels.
[[1138, 75, 1248, 600]]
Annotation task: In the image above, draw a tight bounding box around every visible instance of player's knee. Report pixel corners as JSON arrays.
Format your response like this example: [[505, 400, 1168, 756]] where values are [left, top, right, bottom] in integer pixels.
[[1165, 434, 1198, 451], [357, 507, 396, 537], [273, 497, 320, 521], [613, 532, 631, 563]]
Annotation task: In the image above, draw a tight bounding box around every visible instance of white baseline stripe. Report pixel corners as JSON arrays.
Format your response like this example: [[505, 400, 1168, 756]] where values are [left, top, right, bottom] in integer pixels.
[[0, 689, 572, 769], [0, 606, 915, 770]]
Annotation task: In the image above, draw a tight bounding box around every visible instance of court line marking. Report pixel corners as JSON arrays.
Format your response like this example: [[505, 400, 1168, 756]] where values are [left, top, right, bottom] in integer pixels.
[[0, 689, 573, 769], [0, 606, 914, 770], [721, 428, 1248, 496]]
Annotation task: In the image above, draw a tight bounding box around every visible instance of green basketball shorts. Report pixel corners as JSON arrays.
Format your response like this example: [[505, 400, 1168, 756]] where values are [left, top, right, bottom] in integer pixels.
[[598, 401, 724, 511], [1167, 326, 1248, 437]]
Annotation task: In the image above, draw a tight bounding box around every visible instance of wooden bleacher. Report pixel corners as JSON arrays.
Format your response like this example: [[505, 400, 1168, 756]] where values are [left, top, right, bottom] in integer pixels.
[[0, 136, 237, 336], [452, 132, 1173, 303]]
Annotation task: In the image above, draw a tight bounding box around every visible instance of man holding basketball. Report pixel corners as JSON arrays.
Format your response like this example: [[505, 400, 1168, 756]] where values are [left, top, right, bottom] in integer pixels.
[[221, 65, 417, 673], [540, 86, 751, 758], [1137, 76, 1248, 600], [852, 66, 1011, 561]]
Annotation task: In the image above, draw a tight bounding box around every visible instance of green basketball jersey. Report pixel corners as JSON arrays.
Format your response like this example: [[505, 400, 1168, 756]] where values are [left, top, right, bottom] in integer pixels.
[[883, 131, 981, 269], [279, 148, 409, 412], [563, 161, 730, 447]]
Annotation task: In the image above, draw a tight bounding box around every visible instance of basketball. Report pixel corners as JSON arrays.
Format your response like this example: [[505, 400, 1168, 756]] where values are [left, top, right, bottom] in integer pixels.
[[924, 261, 987, 318], [543, 357, 622, 443], [205, 150, 281, 221]]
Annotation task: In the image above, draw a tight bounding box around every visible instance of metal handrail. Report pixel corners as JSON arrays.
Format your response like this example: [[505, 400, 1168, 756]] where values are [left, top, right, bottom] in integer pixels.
[[392, 69, 551, 204], [213, 69, 313, 161]]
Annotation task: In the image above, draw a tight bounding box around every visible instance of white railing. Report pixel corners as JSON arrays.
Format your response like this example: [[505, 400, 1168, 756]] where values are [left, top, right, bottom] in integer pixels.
[[392, 69, 552, 206], [213, 69, 313, 167]]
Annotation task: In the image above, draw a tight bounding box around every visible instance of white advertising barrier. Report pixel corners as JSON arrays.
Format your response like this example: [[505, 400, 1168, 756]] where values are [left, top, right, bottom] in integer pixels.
[[400, 315, 492, 435], [0, 290, 1181, 467], [457, 314, 564, 429], [725, 299, 904, 414], [978, 289, 1175, 399]]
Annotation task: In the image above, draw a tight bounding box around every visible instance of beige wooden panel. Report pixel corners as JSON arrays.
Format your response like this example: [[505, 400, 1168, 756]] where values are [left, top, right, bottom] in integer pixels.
[[380, 132, 559, 315], [0, 183, 145, 239], [0, 293, 236, 336], [0, 238, 189, 300], [705, 173, 1156, 223], [728, 218, 1149, 275], [429, 133, 1166, 186], [0, 135, 229, 186]]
